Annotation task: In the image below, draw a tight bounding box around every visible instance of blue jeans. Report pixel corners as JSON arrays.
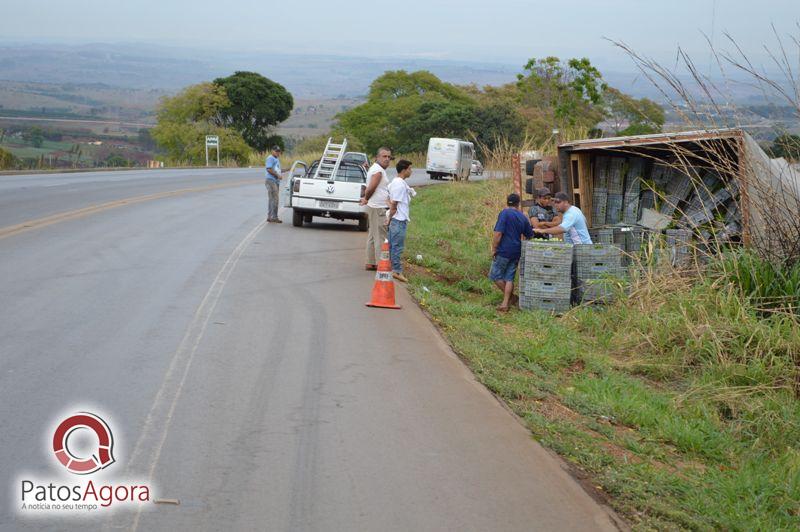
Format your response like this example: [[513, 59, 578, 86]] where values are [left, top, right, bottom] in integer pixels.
[[265, 179, 280, 220], [388, 218, 408, 273], [489, 255, 518, 282]]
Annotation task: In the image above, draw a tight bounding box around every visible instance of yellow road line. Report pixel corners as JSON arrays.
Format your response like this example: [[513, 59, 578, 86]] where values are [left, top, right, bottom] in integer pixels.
[[0, 178, 261, 241]]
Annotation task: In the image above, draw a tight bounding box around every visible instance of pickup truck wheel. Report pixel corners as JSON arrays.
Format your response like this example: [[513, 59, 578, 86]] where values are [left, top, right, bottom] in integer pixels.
[[292, 209, 303, 227], [358, 216, 368, 232]]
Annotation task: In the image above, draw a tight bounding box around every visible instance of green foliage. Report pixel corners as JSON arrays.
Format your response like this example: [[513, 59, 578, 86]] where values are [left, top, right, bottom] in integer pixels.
[[605, 87, 664, 135], [104, 153, 131, 167], [405, 177, 800, 530], [336, 70, 525, 156], [718, 249, 800, 313], [213, 71, 293, 151], [0, 146, 15, 169], [515, 56, 607, 127], [151, 82, 250, 165], [22, 126, 45, 148], [767, 134, 800, 161]]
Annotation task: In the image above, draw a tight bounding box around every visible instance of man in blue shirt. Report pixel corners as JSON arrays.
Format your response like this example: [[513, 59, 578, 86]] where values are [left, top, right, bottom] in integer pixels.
[[490, 193, 534, 312], [265, 145, 282, 223]]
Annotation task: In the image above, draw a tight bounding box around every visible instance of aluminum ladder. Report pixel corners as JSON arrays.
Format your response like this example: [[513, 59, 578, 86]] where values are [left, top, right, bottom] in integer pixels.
[[312, 137, 348, 181]]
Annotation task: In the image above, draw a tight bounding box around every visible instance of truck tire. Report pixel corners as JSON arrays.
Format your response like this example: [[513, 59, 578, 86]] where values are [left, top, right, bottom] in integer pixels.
[[358, 215, 368, 232], [525, 159, 537, 176], [292, 209, 303, 227]]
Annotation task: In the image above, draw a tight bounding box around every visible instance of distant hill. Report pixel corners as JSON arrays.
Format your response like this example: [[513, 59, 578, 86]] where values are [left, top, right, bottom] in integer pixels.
[[0, 42, 520, 99]]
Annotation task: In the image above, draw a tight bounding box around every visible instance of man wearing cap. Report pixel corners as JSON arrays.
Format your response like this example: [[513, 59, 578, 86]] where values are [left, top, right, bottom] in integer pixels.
[[265, 145, 283, 223], [534, 192, 592, 245], [490, 193, 534, 312], [535, 192, 592, 305], [528, 188, 562, 239]]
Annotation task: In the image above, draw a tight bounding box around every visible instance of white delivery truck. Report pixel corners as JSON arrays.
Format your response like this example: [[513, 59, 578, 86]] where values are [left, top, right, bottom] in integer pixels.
[[426, 137, 475, 181]]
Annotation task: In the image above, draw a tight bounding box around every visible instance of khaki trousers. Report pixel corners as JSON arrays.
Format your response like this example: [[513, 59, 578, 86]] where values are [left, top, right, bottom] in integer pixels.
[[365, 206, 388, 265]]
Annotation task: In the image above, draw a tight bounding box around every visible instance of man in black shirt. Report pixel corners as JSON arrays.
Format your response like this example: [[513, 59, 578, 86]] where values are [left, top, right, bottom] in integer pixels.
[[528, 188, 561, 239]]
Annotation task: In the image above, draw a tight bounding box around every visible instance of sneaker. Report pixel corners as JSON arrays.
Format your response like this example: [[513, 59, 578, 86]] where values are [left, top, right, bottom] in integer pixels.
[[365, 264, 377, 271], [392, 272, 408, 283]]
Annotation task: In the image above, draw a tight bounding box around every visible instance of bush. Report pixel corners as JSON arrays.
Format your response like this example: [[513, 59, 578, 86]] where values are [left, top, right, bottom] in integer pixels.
[[0, 147, 15, 169]]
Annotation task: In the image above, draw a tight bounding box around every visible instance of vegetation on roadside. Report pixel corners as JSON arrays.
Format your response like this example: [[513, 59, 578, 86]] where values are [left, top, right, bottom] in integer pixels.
[[404, 178, 800, 531], [332, 59, 665, 156], [151, 71, 292, 166]]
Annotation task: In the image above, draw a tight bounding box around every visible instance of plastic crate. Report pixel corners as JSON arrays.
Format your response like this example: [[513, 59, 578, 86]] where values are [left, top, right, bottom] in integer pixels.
[[522, 278, 572, 294], [625, 158, 645, 194], [639, 190, 655, 211], [592, 188, 608, 221], [608, 158, 625, 194], [574, 243, 622, 261], [606, 194, 623, 224], [589, 228, 614, 244], [594, 156, 610, 189], [578, 279, 616, 303], [523, 241, 574, 266], [623, 195, 639, 224], [576, 260, 625, 276], [523, 261, 572, 281], [519, 295, 571, 313]]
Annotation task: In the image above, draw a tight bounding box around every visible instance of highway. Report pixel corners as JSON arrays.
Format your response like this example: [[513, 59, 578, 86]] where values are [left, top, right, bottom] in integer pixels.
[[0, 167, 620, 531]]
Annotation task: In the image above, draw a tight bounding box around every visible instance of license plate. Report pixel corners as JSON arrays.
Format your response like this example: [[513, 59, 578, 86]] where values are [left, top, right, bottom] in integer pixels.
[[317, 200, 340, 209]]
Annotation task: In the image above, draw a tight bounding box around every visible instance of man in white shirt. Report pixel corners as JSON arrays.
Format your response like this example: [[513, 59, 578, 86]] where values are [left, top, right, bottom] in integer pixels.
[[387, 159, 415, 282], [360, 147, 393, 270]]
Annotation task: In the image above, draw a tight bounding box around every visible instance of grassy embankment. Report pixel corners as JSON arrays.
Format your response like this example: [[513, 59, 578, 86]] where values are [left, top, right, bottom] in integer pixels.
[[405, 178, 800, 531]]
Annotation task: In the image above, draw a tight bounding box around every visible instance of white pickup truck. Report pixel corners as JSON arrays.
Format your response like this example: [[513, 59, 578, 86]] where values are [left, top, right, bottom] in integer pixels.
[[287, 157, 369, 231]]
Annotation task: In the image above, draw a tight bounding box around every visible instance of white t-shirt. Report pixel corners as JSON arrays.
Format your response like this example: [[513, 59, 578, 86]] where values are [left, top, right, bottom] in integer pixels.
[[388, 177, 416, 221], [366, 163, 390, 208]]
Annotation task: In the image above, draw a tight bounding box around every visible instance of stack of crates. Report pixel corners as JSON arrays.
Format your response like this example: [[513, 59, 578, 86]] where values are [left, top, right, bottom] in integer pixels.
[[606, 158, 625, 224], [519, 241, 573, 313], [592, 188, 608, 222], [623, 159, 644, 224], [593, 156, 610, 223], [573, 244, 624, 304]]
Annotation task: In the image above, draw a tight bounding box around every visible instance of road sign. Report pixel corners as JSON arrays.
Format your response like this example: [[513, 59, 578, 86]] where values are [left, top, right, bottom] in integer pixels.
[[205, 135, 220, 166]]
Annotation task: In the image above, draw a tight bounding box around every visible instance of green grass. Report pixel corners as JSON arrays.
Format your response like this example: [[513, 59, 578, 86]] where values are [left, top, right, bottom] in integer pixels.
[[405, 178, 800, 531]]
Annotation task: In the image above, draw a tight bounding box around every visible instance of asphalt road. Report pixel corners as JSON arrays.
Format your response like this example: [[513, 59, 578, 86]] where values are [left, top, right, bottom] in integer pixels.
[[0, 168, 620, 531]]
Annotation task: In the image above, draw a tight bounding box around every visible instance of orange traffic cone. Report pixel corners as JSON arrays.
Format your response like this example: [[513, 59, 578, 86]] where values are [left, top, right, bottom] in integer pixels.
[[366, 239, 401, 309]]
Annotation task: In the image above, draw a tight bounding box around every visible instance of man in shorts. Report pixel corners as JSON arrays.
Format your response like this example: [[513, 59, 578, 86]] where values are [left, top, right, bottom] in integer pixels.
[[489, 193, 534, 312]]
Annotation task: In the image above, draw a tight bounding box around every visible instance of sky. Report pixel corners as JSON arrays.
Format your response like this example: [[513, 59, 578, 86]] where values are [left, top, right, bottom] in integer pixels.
[[1, 0, 798, 70]]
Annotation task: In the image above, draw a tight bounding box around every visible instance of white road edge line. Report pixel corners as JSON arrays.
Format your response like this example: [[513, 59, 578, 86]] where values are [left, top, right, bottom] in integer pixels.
[[123, 218, 266, 531]]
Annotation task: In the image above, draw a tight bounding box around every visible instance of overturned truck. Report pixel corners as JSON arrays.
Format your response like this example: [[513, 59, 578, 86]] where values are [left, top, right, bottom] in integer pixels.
[[555, 128, 800, 263]]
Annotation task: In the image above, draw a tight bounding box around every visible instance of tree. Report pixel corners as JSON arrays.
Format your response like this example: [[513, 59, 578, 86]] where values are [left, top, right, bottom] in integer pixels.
[[768, 134, 800, 161], [23, 126, 45, 148], [336, 70, 501, 154], [151, 82, 251, 165], [515, 57, 607, 128], [213, 71, 293, 151], [604, 87, 664, 135], [368, 70, 472, 104]]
